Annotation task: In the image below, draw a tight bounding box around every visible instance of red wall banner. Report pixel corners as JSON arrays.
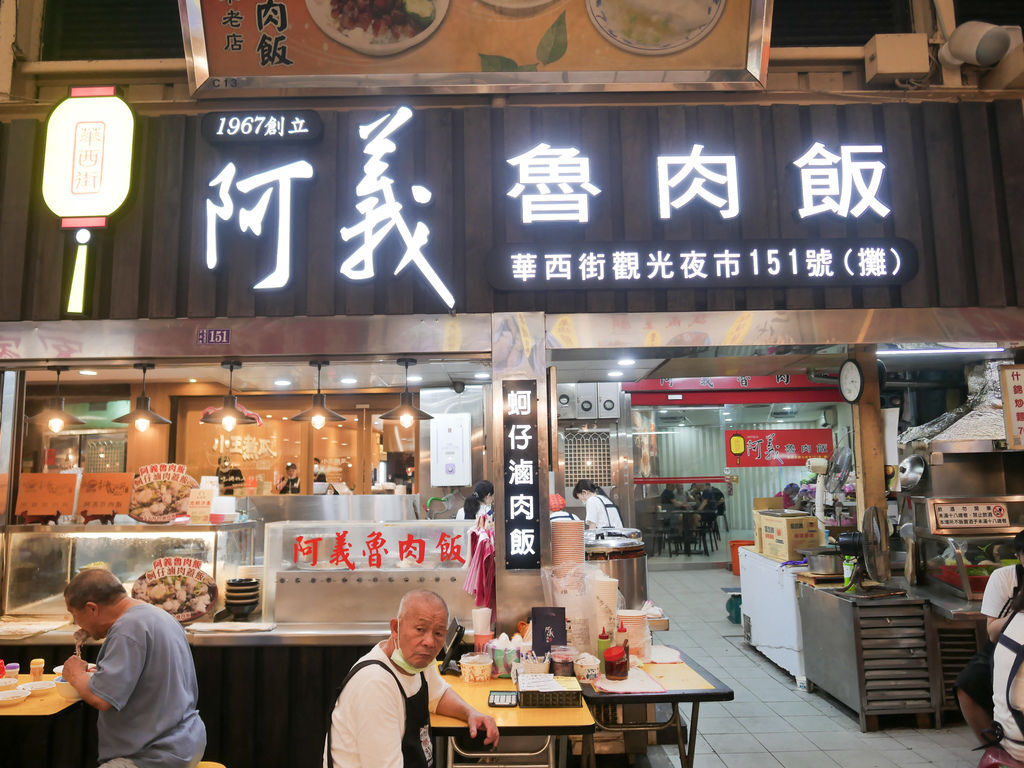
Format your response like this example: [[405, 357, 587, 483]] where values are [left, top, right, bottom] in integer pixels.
[[725, 428, 833, 467]]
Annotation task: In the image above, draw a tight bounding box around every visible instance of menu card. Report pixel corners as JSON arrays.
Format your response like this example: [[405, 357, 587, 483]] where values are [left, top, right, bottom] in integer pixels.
[[531, 606, 566, 656], [15, 473, 77, 519], [76, 473, 133, 518]]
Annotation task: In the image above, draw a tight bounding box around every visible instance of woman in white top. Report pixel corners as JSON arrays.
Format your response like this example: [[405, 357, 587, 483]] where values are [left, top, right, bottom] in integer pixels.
[[991, 590, 1024, 760], [455, 481, 494, 521], [572, 479, 623, 529]]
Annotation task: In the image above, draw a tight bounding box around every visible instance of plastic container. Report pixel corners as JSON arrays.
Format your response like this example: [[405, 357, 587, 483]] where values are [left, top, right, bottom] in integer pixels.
[[549, 645, 576, 677], [459, 653, 493, 683], [30, 658, 44, 683], [4, 663, 19, 679], [603, 646, 628, 680], [730, 539, 755, 574], [573, 653, 600, 682]]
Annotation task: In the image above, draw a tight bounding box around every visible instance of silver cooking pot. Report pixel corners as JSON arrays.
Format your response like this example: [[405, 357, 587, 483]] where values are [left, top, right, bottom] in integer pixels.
[[799, 546, 843, 574]]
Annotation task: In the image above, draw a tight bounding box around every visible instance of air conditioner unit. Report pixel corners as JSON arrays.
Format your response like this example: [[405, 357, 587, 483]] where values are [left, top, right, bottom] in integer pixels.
[[597, 382, 621, 419], [575, 383, 597, 418], [556, 384, 576, 420]]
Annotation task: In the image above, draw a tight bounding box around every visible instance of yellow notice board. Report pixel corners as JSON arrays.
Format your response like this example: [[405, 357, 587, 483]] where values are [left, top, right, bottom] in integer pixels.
[[181, 0, 771, 94], [15, 473, 77, 519]]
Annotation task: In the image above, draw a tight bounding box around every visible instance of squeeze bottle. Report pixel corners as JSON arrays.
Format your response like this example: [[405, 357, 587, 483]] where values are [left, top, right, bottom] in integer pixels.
[[597, 628, 611, 674]]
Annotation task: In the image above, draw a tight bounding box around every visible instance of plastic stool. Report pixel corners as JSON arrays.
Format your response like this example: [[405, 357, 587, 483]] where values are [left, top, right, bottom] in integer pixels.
[[978, 746, 1024, 768], [725, 594, 742, 624]]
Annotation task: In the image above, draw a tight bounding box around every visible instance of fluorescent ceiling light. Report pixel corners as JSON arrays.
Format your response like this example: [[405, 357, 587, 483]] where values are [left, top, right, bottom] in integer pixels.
[[608, 370, 623, 378], [876, 346, 1005, 356], [78, 370, 97, 376], [189, 378, 197, 383], [408, 375, 423, 383], [617, 358, 636, 366], [474, 372, 490, 379], [340, 377, 357, 384], [274, 379, 291, 386]]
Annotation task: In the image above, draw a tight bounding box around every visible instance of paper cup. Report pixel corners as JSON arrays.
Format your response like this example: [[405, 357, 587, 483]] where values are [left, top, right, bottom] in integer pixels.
[[474, 631, 494, 653], [472, 607, 492, 635]]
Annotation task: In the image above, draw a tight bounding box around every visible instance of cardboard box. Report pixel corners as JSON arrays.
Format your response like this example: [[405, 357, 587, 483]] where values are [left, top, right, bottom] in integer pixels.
[[757, 512, 824, 562], [752, 498, 785, 552]]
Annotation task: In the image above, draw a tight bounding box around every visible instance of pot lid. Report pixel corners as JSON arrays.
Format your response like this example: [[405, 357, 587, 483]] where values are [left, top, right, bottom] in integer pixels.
[[585, 527, 643, 549]]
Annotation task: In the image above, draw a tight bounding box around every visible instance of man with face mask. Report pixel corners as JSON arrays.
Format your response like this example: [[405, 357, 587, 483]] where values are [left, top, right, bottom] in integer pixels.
[[324, 590, 498, 768]]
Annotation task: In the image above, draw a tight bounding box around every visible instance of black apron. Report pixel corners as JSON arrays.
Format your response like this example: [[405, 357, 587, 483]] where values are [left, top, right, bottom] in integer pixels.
[[326, 659, 433, 768], [597, 495, 622, 528]]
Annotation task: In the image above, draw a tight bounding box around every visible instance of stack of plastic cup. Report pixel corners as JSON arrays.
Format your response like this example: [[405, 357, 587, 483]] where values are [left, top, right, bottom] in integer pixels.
[[472, 607, 493, 652]]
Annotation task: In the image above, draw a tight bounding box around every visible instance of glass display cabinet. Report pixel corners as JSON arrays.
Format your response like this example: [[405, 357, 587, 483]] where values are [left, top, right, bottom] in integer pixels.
[[263, 520, 478, 625], [917, 533, 1018, 601], [2, 523, 256, 616]]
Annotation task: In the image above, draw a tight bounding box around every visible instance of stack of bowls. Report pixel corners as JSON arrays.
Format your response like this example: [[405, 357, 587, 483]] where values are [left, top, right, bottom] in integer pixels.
[[225, 577, 260, 619]]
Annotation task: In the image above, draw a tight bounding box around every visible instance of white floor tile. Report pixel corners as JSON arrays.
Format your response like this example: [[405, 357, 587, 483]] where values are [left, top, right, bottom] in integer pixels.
[[703, 733, 768, 754]]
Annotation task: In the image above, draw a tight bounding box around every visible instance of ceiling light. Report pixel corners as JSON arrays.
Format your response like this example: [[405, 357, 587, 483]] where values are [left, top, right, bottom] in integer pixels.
[[408, 375, 423, 383], [608, 370, 623, 378], [474, 372, 490, 380], [380, 357, 433, 429], [274, 379, 291, 387], [658, 409, 668, 414], [876, 346, 1005, 356], [617, 359, 636, 366], [200, 361, 261, 432], [113, 362, 172, 433], [340, 377, 357, 385], [291, 360, 346, 430], [78, 370, 97, 376], [31, 366, 85, 434], [189, 378, 197, 383]]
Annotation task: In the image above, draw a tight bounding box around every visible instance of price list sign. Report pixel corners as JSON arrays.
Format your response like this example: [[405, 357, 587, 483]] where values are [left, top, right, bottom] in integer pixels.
[[1000, 365, 1024, 450], [503, 381, 541, 570]]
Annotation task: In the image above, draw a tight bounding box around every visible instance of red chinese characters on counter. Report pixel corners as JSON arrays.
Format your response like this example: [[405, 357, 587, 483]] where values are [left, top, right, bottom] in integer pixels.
[[291, 530, 467, 568]]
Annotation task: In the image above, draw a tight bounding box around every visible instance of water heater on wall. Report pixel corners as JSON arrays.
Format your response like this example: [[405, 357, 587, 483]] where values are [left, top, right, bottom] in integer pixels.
[[597, 383, 621, 419], [556, 384, 576, 420], [575, 383, 597, 418]]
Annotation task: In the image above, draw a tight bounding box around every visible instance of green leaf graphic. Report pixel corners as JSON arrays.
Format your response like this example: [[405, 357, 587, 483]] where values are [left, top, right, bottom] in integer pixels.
[[479, 54, 521, 72], [518, 64, 538, 72], [536, 11, 567, 65]]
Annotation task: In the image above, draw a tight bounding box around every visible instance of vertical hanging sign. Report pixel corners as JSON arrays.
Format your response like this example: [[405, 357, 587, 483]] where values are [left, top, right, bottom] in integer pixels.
[[503, 380, 541, 570], [999, 365, 1024, 450]]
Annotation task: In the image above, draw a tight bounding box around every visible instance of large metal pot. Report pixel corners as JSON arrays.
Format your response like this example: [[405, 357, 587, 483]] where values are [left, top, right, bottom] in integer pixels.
[[585, 528, 648, 609], [799, 546, 843, 574]]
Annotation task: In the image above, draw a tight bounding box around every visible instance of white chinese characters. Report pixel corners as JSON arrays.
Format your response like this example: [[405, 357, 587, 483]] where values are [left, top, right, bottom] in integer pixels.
[[793, 143, 890, 219], [340, 107, 455, 309], [657, 146, 739, 220], [507, 144, 601, 224]]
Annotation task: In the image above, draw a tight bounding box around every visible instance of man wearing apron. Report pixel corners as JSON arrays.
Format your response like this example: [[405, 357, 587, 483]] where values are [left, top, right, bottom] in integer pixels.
[[324, 590, 499, 768]]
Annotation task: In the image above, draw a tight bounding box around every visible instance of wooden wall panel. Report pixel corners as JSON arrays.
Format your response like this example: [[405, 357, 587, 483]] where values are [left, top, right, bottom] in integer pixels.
[[0, 121, 38, 321], [3, 101, 1024, 322]]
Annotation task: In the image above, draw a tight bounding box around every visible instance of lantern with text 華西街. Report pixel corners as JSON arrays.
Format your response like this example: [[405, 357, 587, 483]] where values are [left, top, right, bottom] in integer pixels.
[[40, 87, 135, 314]]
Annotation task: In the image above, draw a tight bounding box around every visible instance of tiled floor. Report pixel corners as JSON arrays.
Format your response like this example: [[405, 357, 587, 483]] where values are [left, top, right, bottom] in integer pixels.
[[635, 567, 978, 768]]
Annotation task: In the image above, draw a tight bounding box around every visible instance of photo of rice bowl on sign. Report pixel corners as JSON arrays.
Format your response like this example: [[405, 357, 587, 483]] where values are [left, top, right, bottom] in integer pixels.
[[586, 0, 725, 55], [305, 0, 451, 56]]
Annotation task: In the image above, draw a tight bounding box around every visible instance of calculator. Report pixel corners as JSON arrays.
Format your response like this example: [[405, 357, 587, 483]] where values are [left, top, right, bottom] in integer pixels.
[[488, 691, 518, 707]]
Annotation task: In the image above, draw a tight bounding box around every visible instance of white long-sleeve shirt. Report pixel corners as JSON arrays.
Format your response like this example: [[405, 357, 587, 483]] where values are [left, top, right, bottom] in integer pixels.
[[324, 643, 450, 768]]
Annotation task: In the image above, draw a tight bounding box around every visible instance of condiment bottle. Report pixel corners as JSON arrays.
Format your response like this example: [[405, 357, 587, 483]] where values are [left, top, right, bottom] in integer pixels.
[[5, 662, 19, 678], [597, 628, 611, 674], [30, 658, 44, 682], [615, 620, 628, 649], [0, 660, 5, 679], [603, 645, 628, 681]]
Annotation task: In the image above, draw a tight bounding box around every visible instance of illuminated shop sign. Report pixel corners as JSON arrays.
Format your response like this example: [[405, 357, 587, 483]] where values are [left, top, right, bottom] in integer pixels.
[[41, 86, 136, 315], [503, 381, 541, 570], [489, 239, 916, 291], [726, 428, 834, 468]]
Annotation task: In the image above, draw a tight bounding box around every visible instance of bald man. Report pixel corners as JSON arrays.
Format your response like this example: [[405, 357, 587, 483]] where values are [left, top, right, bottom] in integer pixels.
[[61, 568, 206, 768], [324, 590, 498, 768]]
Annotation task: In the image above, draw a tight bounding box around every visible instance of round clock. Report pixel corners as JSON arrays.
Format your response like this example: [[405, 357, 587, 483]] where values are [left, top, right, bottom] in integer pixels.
[[839, 359, 865, 403]]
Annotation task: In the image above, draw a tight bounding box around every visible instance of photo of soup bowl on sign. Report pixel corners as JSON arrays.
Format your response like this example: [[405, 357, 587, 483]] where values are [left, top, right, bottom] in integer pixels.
[[586, 0, 725, 55], [306, 0, 451, 56]]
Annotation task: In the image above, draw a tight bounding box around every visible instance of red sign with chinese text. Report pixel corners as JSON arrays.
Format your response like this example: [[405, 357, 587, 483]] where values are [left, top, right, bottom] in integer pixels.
[[725, 428, 834, 467]]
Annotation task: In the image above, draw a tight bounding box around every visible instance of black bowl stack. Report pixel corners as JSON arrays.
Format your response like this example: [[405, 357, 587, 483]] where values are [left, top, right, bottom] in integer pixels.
[[225, 577, 260, 619]]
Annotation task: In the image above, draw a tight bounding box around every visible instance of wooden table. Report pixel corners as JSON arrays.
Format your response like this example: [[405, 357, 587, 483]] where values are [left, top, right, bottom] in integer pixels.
[[581, 650, 733, 768], [0, 674, 85, 768], [430, 669, 595, 768], [0, 674, 79, 716]]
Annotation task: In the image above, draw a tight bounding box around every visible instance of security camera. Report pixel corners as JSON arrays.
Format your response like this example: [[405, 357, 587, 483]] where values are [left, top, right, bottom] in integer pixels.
[[939, 21, 1012, 68], [452, 381, 465, 394]]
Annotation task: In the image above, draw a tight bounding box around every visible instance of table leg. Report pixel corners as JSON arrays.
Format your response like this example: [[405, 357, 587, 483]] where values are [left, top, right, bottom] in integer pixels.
[[446, 736, 454, 768], [680, 702, 699, 768], [583, 732, 596, 768]]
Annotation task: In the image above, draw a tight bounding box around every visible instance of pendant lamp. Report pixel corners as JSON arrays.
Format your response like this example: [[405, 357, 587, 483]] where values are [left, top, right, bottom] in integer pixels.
[[113, 363, 171, 433], [31, 366, 86, 434], [379, 358, 432, 429], [291, 360, 346, 430], [200, 361, 259, 432]]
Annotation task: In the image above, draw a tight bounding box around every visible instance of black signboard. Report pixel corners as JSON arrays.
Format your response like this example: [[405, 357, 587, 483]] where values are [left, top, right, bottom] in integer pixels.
[[488, 238, 917, 291], [503, 380, 541, 570]]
